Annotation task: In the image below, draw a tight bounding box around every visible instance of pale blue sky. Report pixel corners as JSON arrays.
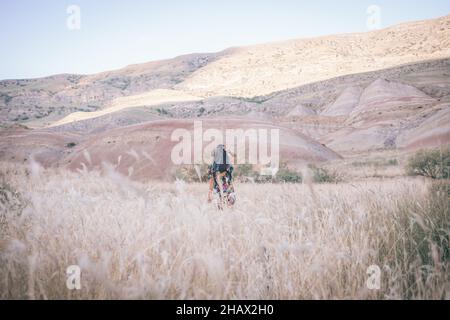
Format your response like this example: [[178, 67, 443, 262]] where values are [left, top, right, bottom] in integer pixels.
[[0, 0, 449, 80]]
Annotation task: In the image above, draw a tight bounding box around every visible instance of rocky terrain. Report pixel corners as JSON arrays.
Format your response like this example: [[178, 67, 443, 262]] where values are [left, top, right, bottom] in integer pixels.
[[0, 53, 223, 125]]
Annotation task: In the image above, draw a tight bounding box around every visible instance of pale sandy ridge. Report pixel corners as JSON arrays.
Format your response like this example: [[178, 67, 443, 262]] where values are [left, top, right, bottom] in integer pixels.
[[50, 89, 203, 127]]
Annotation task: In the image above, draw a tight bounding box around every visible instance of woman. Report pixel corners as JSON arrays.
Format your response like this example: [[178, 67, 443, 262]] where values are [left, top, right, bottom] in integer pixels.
[[207, 144, 234, 202]]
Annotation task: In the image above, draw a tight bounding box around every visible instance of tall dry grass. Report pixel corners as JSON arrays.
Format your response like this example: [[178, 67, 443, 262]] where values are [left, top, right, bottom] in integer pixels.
[[0, 162, 448, 299]]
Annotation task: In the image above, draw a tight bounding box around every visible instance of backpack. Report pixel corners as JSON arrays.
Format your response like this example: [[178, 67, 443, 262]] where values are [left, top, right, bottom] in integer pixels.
[[213, 145, 231, 165]]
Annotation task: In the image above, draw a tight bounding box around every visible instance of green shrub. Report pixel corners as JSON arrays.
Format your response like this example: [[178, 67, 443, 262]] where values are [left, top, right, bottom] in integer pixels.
[[0, 173, 27, 231], [156, 108, 169, 116], [233, 163, 252, 177], [174, 164, 209, 182], [387, 159, 399, 166], [407, 148, 450, 179], [274, 167, 302, 183], [198, 107, 206, 116], [351, 158, 398, 168], [309, 165, 341, 183]]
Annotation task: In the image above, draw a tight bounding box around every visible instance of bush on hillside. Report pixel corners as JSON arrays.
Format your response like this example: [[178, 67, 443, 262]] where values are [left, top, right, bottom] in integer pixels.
[[407, 148, 450, 179], [309, 165, 342, 183]]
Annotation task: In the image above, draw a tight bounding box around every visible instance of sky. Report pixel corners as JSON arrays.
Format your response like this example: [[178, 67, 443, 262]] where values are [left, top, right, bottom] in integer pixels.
[[0, 0, 449, 80]]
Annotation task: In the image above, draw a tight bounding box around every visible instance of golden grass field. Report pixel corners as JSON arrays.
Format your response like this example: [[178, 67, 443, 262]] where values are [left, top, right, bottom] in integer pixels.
[[0, 162, 448, 299]]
